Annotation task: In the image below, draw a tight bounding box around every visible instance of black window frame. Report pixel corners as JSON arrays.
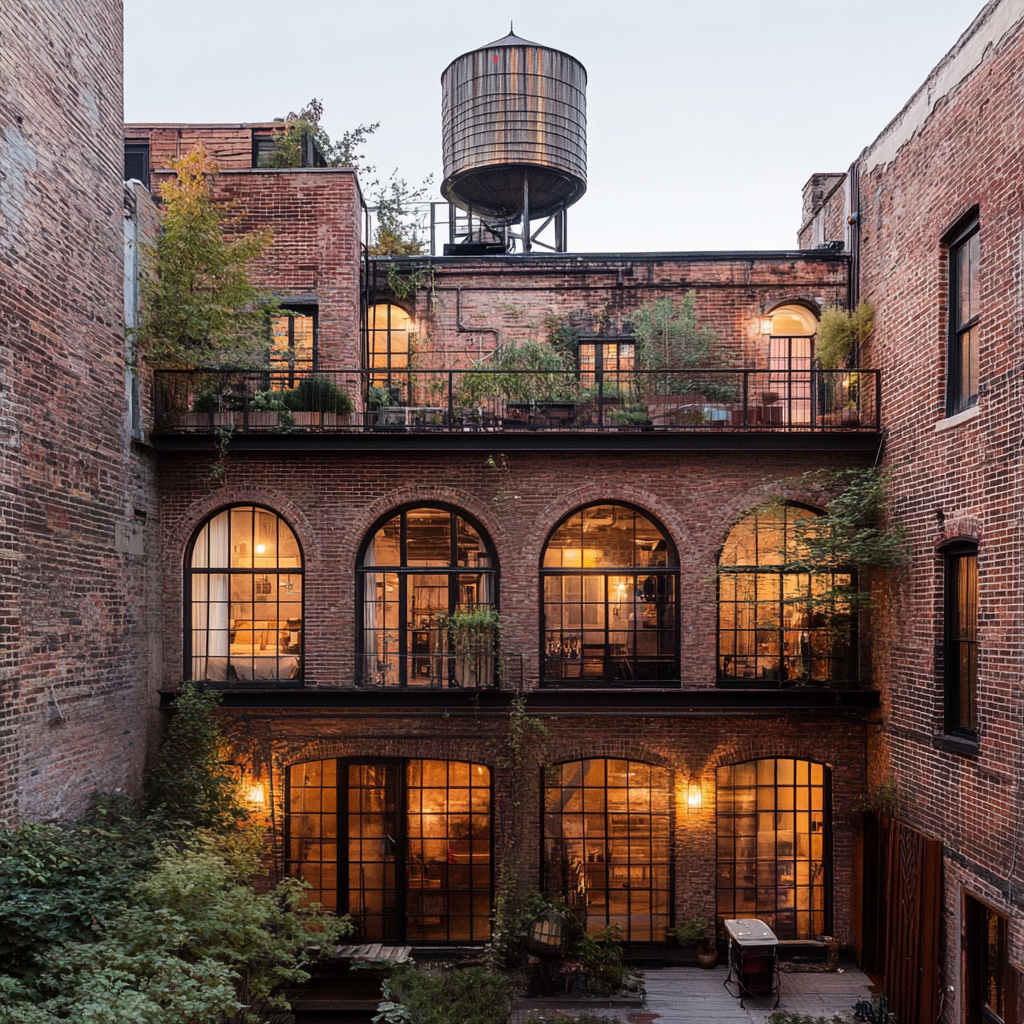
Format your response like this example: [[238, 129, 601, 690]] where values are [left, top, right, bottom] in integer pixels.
[[944, 209, 981, 416], [943, 539, 979, 739], [716, 503, 857, 689], [183, 504, 305, 687], [539, 502, 680, 689], [964, 893, 1014, 1024], [285, 756, 495, 945], [269, 304, 318, 385], [355, 503, 499, 688], [252, 128, 327, 169], [124, 141, 150, 191]]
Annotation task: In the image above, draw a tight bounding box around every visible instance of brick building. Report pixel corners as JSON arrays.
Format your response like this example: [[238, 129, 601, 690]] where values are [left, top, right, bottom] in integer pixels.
[[6, 0, 1024, 1020], [0, 0, 158, 824]]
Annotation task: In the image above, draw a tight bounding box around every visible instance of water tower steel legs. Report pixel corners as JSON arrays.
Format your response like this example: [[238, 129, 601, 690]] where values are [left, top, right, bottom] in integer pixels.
[[522, 171, 531, 253]]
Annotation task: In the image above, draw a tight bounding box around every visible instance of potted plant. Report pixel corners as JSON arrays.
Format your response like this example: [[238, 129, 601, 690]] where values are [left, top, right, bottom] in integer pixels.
[[674, 915, 709, 952], [697, 937, 719, 970], [283, 375, 353, 426]]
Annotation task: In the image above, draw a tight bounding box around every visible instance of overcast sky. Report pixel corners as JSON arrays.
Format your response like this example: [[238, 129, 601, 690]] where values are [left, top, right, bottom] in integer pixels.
[[125, 0, 985, 252]]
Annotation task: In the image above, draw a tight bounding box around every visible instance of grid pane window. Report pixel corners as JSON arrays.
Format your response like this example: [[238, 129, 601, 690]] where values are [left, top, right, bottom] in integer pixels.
[[945, 545, 979, 735], [544, 759, 672, 942], [542, 505, 678, 686], [948, 224, 980, 414], [579, 341, 636, 391], [367, 304, 411, 380], [716, 759, 829, 940], [286, 760, 338, 911], [718, 505, 854, 686], [286, 759, 491, 943], [359, 507, 496, 687], [188, 506, 302, 683], [270, 311, 316, 384]]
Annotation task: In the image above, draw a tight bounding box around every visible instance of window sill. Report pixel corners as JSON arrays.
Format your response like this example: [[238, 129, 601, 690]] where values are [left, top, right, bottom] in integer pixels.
[[933, 733, 980, 756], [935, 405, 980, 432]]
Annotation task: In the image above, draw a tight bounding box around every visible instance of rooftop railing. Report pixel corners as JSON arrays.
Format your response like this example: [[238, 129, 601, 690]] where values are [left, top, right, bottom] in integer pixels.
[[153, 368, 880, 434]]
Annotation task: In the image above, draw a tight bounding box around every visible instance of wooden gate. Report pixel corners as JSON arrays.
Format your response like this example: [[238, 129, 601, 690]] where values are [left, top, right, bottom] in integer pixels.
[[867, 818, 943, 1023]]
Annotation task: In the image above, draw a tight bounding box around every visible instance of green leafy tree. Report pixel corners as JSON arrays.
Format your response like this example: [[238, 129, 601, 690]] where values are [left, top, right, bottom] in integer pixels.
[[141, 145, 276, 369], [266, 98, 379, 169], [369, 172, 433, 256]]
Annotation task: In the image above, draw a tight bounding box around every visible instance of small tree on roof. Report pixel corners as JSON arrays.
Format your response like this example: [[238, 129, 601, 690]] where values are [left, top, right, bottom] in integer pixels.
[[141, 144, 276, 369]]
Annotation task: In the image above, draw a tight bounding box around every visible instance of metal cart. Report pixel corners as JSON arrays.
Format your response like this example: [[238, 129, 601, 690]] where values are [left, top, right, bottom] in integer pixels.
[[723, 918, 780, 1009]]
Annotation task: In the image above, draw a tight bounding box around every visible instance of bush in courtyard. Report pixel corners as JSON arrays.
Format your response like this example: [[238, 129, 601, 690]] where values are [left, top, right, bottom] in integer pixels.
[[375, 964, 510, 1024]]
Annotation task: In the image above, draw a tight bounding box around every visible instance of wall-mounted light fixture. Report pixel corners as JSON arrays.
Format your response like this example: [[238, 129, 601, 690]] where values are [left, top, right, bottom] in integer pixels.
[[247, 782, 266, 809], [687, 780, 703, 814], [759, 316, 774, 336]]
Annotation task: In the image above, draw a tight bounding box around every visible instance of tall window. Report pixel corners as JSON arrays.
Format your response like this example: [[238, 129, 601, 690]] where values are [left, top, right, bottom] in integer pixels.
[[270, 309, 316, 384], [187, 506, 303, 683], [947, 215, 980, 415], [367, 304, 411, 380], [579, 338, 635, 390], [287, 758, 492, 942], [945, 542, 979, 736], [541, 504, 678, 686], [964, 896, 1012, 1024], [718, 504, 854, 686], [767, 305, 818, 426], [716, 758, 830, 940], [543, 759, 672, 942], [358, 506, 497, 687]]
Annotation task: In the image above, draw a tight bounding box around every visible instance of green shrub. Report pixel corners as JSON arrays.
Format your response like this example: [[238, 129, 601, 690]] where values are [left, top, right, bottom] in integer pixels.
[[282, 375, 353, 414], [375, 965, 509, 1024], [817, 300, 874, 370], [674, 915, 710, 947]]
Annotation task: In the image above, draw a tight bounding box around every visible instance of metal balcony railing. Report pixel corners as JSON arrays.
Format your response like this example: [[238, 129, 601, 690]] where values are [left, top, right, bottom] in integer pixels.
[[153, 368, 881, 434]]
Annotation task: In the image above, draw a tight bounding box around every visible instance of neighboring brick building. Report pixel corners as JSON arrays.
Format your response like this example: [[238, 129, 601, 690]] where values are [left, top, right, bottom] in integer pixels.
[[0, 1, 158, 823]]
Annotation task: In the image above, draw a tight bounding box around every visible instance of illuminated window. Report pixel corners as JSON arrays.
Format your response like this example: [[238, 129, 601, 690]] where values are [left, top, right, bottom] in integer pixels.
[[543, 759, 672, 943], [579, 338, 635, 389], [768, 305, 818, 426], [718, 504, 854, 686], [542, 504, 678, 686], [286, 758, 492, 942], [716, 758, 829, 940], [367, 304, 411, 379], [187, 506, 302, 684], [946, 213, 980, 416], [270, 309, 316, 385], [944, 542, 978, 737], [358, 506, 497, 687]]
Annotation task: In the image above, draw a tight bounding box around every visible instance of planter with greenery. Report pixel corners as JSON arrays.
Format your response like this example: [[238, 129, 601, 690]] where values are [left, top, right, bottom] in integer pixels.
[[436, 607, 501, 688]]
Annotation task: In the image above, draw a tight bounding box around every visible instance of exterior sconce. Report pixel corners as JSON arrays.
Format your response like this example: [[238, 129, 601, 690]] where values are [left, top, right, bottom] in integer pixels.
[[247, 782, 266, 809], [687, 781, 703, 814], [759, 316, 774, 336]]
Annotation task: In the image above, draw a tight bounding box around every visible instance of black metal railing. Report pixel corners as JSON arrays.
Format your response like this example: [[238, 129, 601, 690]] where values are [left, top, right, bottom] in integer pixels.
[[352, 651, 521, 690], [153, 368, 881, 434]]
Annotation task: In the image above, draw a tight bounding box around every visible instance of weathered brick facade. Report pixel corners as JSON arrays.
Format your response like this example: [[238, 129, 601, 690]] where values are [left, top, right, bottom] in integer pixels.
[[0, 1, 158, 822]]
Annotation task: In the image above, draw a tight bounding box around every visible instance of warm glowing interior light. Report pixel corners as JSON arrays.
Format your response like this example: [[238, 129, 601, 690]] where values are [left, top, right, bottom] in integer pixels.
[[687, 782, 702, 813], [255, 544, 266, 555], [247, 784, 266, 806]]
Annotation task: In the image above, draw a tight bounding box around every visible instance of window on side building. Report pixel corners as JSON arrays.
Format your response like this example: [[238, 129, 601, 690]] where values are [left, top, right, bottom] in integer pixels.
[[186, 506, 303, 684], [944, 541, 979, 738], [541, 504, 678, 687], [270, 307, 317, 385], [964, 895, 1013, 1024], [945, 212, 980, 416], [124, 142, 150, 191], [718, 504, 855, 687]]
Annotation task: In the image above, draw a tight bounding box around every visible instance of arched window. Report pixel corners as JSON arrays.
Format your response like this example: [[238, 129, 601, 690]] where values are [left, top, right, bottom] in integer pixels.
[[187, 506, 303, 683], [767, 304, 818, 425], [717, 504, 853, 686], [287, 757, 492, 942], [543, 759, 671, 942], [367, 303, 411, 379], [716, 758, 830, 940], [358, 506, 497, 687], [541, 504, 678, 686]]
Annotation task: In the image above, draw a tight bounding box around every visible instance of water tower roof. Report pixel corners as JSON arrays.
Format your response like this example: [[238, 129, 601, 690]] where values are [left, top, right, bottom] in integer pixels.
[[482, 28, 542, 48]]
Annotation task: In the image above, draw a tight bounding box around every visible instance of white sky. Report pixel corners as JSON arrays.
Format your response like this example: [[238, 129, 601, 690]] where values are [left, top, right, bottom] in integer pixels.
[[125, 0, 985, 252]]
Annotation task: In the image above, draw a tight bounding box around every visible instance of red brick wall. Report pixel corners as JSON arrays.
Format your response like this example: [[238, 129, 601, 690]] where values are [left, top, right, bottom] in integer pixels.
[[0, 1, 158, 821], [853, 0, 1024, 1007], [221, 703, 868, 947], [155, 447, 873, 691], [147, 167, 364, 367], [370, 254, 849, 370]]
